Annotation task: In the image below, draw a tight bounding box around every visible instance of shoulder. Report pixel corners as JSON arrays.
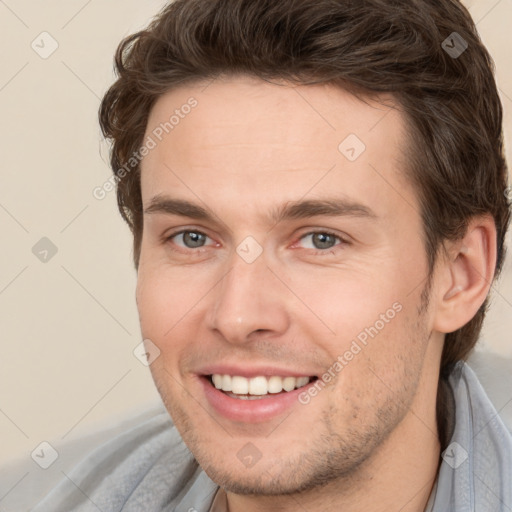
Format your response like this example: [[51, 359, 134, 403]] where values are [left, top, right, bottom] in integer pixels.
[[466, 350, 512, 433], [429, 352, 512, 510], [32, 406, 200, 512]]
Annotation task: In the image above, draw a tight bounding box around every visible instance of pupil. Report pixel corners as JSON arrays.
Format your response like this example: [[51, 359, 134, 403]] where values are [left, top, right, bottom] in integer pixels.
[[313, 233, 335, 249], [184, 231, 205, 248]]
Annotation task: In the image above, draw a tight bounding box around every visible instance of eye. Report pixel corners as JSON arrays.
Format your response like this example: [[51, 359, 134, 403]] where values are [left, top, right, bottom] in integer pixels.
[[167, 230, 214, 249], [298, 231, 344, 250]]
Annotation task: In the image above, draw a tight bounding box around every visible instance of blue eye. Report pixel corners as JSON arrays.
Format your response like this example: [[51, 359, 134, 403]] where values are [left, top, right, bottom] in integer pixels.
[[299, 232, 342, 250], [170, 230, 212, 249], [165, 229, 346, 254]]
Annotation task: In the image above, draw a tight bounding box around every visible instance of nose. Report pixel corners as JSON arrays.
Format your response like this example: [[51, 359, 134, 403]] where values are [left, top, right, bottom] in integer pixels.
[[206, 248, 291, 345]]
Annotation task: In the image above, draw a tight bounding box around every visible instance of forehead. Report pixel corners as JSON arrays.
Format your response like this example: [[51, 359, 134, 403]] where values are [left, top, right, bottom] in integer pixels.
[[140, 75, 416, 224], [145, 75, 403, 154]]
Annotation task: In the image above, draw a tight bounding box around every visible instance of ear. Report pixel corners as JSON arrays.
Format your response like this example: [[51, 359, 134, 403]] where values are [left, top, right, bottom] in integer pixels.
[[433, 215, 497, 334]]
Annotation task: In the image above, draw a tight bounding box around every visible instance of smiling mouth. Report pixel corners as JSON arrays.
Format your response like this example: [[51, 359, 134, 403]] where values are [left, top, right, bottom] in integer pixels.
[[208, 374, 318, 400]]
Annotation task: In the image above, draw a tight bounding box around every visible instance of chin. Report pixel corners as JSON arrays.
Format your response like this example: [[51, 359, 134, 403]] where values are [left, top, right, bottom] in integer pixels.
[[190, 433, 371, 497]]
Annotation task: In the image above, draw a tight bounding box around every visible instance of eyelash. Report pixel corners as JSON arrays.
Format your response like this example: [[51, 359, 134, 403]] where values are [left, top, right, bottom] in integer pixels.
[[294, 230, 348, 254], [164, 230, 216, 253], [164, 229, 349, 255]]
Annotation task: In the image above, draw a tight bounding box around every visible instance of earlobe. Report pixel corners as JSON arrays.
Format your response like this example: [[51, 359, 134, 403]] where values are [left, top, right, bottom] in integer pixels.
[[433, 216, 496, 334]]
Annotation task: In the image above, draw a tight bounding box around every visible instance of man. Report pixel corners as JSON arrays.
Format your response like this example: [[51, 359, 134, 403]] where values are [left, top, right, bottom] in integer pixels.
[[33, 0, 512, 510]]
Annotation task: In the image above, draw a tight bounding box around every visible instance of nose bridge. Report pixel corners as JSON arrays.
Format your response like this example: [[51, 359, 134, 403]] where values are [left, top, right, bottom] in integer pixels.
[[208, 246, 289, 343]]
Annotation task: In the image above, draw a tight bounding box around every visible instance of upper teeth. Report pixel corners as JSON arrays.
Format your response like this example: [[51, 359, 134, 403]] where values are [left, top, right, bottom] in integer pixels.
[[211, 374, 310, 395]]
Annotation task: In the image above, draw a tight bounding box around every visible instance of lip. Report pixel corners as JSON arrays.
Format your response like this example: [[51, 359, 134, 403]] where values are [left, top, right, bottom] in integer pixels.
[[197, 364, 316, 379], [198, 374, 317, 423]]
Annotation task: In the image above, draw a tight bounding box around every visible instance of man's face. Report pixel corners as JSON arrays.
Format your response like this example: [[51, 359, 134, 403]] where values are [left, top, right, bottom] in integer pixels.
[[136, 76, 441, 494]]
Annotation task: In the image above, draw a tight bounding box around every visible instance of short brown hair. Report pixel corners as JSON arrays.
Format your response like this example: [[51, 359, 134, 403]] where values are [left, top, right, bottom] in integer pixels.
[[99, 0, 509, 378]]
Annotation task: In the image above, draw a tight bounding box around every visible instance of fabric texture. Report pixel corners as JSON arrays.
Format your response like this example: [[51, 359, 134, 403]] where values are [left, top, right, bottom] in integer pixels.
[[32, 362, 512, 512]]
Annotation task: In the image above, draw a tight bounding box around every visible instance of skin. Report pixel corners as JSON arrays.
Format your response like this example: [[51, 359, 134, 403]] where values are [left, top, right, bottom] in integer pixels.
[[135, 75, 495, 512]]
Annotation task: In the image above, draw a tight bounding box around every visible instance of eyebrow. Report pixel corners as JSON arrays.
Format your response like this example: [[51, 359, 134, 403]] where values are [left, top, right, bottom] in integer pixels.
[[144, 195, 377, 224]]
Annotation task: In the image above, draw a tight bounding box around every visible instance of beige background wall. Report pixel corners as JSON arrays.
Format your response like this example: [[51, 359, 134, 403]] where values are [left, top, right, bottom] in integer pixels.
[[0, 0, 511, 470]]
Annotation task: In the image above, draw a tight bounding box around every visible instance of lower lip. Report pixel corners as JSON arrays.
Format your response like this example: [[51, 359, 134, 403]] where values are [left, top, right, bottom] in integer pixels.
[[199, 376, 314, 423]]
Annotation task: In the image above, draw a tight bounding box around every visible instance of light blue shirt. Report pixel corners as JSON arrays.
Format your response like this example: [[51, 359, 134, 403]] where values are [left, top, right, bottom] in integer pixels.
[[32, 362, 512, 511]]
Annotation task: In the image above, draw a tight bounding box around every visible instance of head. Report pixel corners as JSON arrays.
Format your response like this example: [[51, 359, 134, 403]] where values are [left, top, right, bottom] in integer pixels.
[[99, 0, 509, 498]]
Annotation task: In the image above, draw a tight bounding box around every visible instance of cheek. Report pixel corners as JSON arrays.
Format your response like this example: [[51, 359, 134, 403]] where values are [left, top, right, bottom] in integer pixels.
[[136, 272, 170, 335], [299, 271, 425, 396], [136, 259, 207, 332], [320, 305, 427, 434], [135, 261, 219, 380], [284, 266, 406, 343]]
